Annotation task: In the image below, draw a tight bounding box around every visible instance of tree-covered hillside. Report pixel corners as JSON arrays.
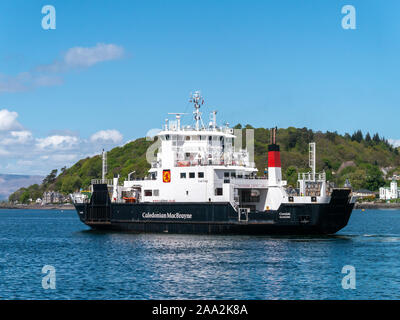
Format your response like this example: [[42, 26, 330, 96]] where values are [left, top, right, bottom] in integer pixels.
[[9, 127, 400, 203]]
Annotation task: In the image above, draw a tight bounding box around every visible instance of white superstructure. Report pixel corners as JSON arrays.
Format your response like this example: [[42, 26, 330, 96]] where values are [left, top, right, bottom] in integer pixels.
[[88, 91, 341, 212]]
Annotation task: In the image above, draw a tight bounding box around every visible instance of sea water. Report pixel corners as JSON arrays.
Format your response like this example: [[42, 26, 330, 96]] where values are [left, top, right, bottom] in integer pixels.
[[0, 208, 399, 299]]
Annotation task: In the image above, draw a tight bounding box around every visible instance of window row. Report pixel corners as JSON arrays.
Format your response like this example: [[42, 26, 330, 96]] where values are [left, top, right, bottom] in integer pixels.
[[223, 172, 249, 179], [180, 172, 204, 179], [162, 135, 233, 143], [144, 189, 159, 197]]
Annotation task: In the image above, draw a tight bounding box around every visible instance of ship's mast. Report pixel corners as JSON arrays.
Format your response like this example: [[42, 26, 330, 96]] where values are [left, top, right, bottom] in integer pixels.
[[211, 110, 217, 130], [309, 142, 316, 181], [190, 91, 204, 131], [102, 149, 107, 181]]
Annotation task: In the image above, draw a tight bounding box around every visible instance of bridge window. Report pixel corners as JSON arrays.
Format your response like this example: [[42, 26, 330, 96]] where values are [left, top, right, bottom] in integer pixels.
[[153, 190, 159, 197], [144, 190, 152, 197], [180, 172, 186, 178], [198, 172, 204, 178], [224, 172, 230, 178], [215, 188, 223, 196], [189, 172, 195, 178]]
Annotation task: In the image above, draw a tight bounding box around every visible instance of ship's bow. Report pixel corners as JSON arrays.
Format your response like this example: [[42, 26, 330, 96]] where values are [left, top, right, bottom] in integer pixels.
[[318, 188, 354, 234]]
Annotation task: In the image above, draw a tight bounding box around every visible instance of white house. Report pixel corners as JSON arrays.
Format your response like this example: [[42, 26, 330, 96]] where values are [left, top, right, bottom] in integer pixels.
[[379, 180, 400, 200]]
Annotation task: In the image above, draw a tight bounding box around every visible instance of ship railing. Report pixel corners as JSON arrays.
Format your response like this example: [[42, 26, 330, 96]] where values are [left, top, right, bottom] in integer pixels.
[[126, 177, 156, 181], [297, 172, 326, 182], [174, 160, 251, 167], [91, 179, 113, 185], [230, 176, 267, 180]]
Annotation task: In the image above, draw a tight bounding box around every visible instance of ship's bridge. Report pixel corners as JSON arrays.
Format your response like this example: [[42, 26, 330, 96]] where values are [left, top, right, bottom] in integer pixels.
[[153, 129, 252, 168], [151, 92, 254, 169]]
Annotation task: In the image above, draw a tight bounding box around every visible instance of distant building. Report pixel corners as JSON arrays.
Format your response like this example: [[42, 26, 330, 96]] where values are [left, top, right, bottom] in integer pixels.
[[379, 180, 400, 200], [35, 198, 42, 204], [42, 191, 64, 204], [353, 189, 375, 199]]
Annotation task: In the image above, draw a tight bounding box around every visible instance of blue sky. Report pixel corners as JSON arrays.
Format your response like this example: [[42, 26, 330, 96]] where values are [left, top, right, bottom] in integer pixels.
[[0, 0, 399, 175]]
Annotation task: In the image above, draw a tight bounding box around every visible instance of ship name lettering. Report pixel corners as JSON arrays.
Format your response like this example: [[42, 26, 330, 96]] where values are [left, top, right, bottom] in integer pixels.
[[142, 212, 192, 219]]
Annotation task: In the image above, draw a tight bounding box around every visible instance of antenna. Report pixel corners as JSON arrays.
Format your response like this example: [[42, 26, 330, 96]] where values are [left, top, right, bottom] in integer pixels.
[[210, 110, 217, 130], [168, 113, 187, 130], [102, 149, 107, 181], [189, 91, 204, 131], [309, 142, 316, 181]]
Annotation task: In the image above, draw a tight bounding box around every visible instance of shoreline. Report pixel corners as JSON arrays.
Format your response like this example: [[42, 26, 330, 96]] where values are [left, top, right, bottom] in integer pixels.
[[355, 202, 400, 209], [0, 204, 75, 210]]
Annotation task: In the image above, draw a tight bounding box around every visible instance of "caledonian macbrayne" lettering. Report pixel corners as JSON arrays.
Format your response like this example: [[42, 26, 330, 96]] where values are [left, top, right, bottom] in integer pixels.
[[142, 212, 193, 219]]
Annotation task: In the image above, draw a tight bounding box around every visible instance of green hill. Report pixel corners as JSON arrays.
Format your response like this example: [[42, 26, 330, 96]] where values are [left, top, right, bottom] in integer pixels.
[[9, 127, 400, 203]]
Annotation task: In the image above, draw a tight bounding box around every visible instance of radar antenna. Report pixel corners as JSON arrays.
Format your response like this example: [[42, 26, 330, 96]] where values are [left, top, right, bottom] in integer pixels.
[[167, 113, 187, 130]]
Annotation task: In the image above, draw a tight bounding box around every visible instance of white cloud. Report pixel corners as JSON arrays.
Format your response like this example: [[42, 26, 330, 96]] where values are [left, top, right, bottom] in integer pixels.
[[0, 72, 62, 93], [0, 108, 125, 174], [389, 139, 400, 147], [36, 135, 79, 150], [0, 148, 10, 156], [49, 154, 78, 162], [64, 43, 125, 68], [33, 74, 64, 87], [39, 43, 125, 72], [1, 130, 33, 145], [16, 160, 34, 166], [0, 109, 22, 131], [90, 129, 123, 144], [1, 43, 125, 94]]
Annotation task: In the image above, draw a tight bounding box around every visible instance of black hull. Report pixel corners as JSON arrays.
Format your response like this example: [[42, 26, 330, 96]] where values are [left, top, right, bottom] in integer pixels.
[[74, 185, 354, 235]]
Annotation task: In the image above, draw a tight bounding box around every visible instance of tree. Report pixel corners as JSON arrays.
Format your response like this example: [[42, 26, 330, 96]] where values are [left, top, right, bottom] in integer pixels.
[[60, 176, 82, 194], [364, 165, 385, 191], [351, 130, 363, 143], [346, 169, 365, 190], [43, 169, 58, 185], [365, 132, 372, 144], [287, 131, 297, 149], [19, 190, 30, 204], [322, 158, 333, 170], [285, 166, 297, 187], [326, 131, 337, 143], [372, 133, 380, 144]]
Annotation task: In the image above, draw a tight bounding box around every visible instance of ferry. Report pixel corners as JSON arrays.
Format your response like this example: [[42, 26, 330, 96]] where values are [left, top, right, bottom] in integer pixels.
[[72, 91, 355, 234]]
